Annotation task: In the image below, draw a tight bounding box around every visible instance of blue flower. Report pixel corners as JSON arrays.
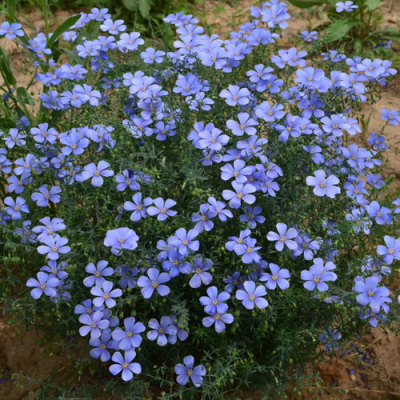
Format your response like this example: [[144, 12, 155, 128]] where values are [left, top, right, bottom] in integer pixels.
[[79, 310, 110, 339], [109, 351, 141, 381], [198, 127, 229, 151], [100, 19, 126, 35], [192, 204, 216, 232], [336, 1, 358, 12], [26, 272, 60, 299], [31, 184, 61, 207], [219, 85, 250, 106], [147, 198, 177, 221], [260, 263, 290, 290], [301, 259, 337, 292], [222, 182, 256, 209], [226, 112, 258, 136], [175, 356, 206, 387], [124, 192, 152, 221], [84, 260, 114, 287], [89, 329, 116, 362], [189, 256, 213, 288], [306, 170, 341, 198], [0, 22, 24, 39], [37, 235, 71, 260], [377, 236, 400, 265], [147, 316, 177, 346], [137, 268, 170, 298], [380, 108, 400, 125], [354, 276, 390, 309], [169, 228, 200, 256], [104, 227, 139, 255], [300, 30, 318, 42], [236, 280, 268, 310], [200, 286, 230, 314], [267, 223, 298, 251], [202, 304, 234, 332], [112, 317, 146, 350], [4, 196, 29, 220]]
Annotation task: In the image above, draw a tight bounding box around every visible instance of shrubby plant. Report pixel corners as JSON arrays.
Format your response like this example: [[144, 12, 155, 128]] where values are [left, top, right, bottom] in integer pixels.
[[1, 0, 400, 398], [287, 0, 399, 59]]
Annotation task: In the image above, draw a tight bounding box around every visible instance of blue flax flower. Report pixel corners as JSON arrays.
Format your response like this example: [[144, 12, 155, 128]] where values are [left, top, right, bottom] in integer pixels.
[[147, 198, 177, 221], [26, 272, 60, 299], [112, 317, 146, 350], [137, 268, 170, 298], [236, 280, 268, 309], [91, 281, 122, 308], [147, 316, 177, 346], [267, 223, 298, 251], [202, 303, 234, 332], [109, 351, 141, 382], [79, 310, 109, 339], [104, 227, 139, 255], [306, 170, 340, 198], [377, 236, 400, 265], [200, 286, 230, 314], [175, 356, 206, 387]]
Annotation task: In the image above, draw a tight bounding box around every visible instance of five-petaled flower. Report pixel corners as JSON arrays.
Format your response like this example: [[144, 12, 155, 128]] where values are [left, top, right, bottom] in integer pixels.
[[267, 223, 298, 251], [137, 268, 171, 298], [147, 198, 177, 221], [306, 170, 340, 198], [175, 356, 206, 387], [79, 161, 114, 187], [236, 280, 269, 309]]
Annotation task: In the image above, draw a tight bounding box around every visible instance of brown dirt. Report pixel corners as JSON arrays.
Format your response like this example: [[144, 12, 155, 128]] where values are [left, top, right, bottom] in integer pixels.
[[1, 2, 400, 400], [0, 319, 67, 400]]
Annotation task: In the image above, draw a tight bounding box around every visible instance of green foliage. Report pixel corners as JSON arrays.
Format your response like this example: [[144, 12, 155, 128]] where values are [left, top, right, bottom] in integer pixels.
[[0, 1, 400, 399], [287, 0, 400, 61]]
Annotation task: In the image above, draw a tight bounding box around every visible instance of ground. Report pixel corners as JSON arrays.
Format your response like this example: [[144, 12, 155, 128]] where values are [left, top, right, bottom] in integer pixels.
[[1, 1, 400, 399]]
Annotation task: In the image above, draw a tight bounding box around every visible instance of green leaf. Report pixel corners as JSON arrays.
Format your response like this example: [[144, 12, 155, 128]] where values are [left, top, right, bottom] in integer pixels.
[[325, 19, 357, 43], [0, 118, 15, 130], [122, 0, 138, 11], [7, 0, 16, 18], [16, 87, 35, 106], [46, 14, 80, 49], [139, 0, 151, 17], [365, 0, 381, 11], [286, 0, 328, 8], [376, 29, 400, 41], [0, 49, 16, 86]]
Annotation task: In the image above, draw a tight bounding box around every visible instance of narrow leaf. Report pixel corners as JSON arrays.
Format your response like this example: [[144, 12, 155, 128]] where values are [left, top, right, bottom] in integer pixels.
[[0, 48, 16, 86], [7, 0, 16, 18], [46, 14, 80, 49], [286, 0, 328, 8]]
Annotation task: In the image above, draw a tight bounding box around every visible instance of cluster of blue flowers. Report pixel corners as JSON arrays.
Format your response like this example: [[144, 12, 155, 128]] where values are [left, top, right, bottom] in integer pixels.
[[0, 0, 399, 389]]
